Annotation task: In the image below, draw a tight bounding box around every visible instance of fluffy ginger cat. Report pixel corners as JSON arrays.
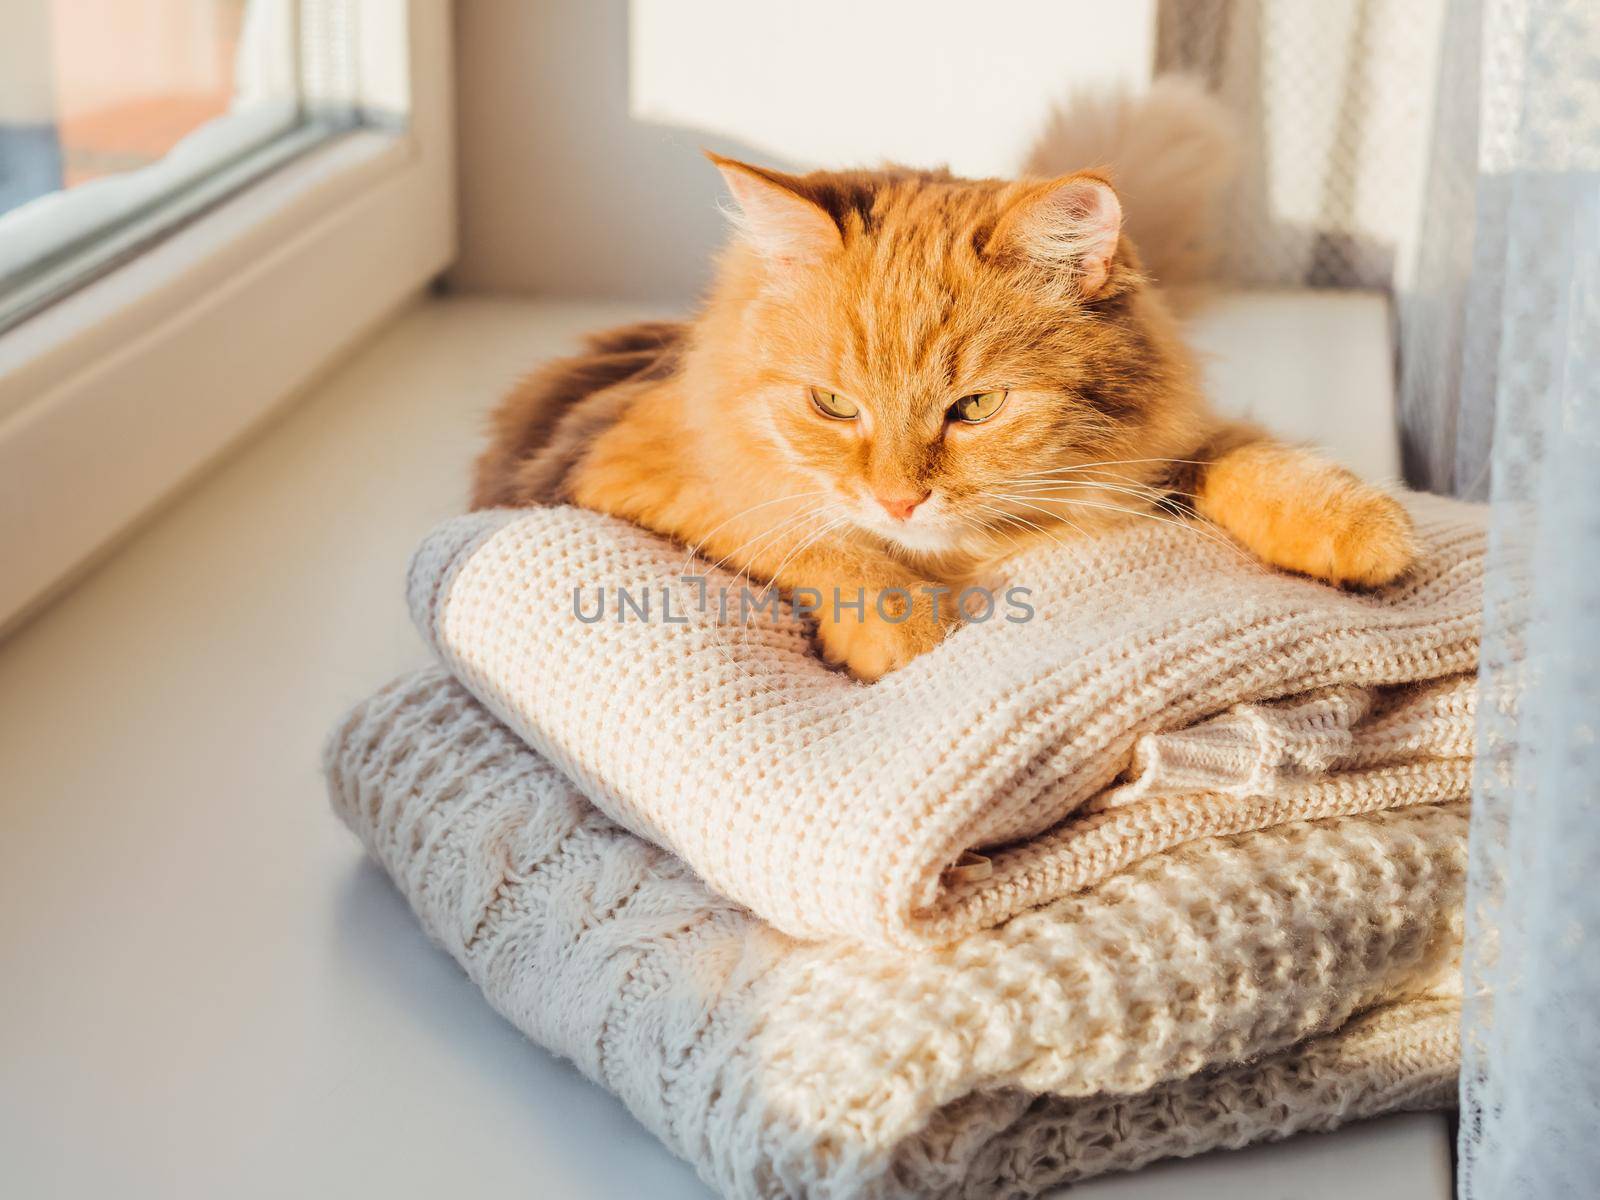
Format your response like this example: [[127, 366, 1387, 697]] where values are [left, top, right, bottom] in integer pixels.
[[473, 81, 1415, 681]]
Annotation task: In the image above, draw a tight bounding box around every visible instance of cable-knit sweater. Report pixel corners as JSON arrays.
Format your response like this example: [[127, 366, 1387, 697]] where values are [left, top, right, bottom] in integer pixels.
[[326, 670, 1465, 1200], [406, 494, 1484, 948]]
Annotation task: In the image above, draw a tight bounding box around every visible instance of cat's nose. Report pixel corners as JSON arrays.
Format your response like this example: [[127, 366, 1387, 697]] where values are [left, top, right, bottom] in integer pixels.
[[874, 488, 931, 520]]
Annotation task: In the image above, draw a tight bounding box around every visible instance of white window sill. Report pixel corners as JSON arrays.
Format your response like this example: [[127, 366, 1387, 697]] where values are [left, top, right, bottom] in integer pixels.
[[0, 294, 1451, 1199]]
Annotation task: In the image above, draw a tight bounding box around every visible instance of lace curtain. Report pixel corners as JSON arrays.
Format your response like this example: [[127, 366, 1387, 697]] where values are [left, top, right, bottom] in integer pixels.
[[1168, 0, 1600, 1190], [1423, 0, 1600, 1195], [1156, 0, 1446, 293]]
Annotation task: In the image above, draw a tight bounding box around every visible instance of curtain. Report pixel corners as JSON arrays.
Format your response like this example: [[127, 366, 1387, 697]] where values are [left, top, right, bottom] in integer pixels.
[[1158, 3, 1600, 1187], [1427, 0, 1600, 1196], [1157, 0, 1447, 294]]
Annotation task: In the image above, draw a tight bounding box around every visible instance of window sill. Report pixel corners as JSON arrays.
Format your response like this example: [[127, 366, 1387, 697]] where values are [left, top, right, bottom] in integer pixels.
[[0, 293, 1451, 1198]]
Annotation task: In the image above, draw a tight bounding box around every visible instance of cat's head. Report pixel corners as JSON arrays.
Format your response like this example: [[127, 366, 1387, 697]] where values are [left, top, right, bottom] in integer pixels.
[[697, 156, 1200, 557]]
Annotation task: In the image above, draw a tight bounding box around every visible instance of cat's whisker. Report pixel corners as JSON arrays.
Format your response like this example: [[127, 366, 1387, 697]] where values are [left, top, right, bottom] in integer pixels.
[[997, 476, 1186, 512], [974, 505, 1086, 559], [973, 500, 1086, 547], [682, 488, 828, 556], [748, 514, 842, 585], [1002, 477, 1201, 511], [699, 507, 828, 580], [970, 501, 1032, 531], [762, 516, 854, 592], [711, 511, 848, 671], [968, 502, 1033, 539], [999, 469, 1181, 504], [990, 492, 1255, 564], [1009, 455, 1212, 480], [992, 486, 1186, 530], [1002, 471, 1199, 502], [988, 494, 1099, 542], [705, 515, 842, 671], [1041, 495, 1252, 561], [1002, 481, 1174, 507], [997, 489, 1229, 544], [960, 511, 1022, 547], [677, 489, 830, 576], [944, 507, 1024, 557], [715, 531, 827, 619], [1002, 473, 1187, 504], [971, 502, 1040, 534]]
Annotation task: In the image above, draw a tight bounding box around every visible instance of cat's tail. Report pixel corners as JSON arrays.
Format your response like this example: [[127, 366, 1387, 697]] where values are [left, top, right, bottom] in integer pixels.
[[1023, 75, 1238, 288]]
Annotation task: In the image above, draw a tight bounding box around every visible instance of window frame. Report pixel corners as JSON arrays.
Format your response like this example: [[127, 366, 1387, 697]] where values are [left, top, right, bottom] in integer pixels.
[[0, 0, 307, 329], [0, 0, 454, 633]]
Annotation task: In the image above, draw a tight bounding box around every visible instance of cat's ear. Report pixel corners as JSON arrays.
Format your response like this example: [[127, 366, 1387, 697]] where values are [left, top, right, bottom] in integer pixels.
[[989, 173, 1123, 297], [707, 152, 843, 264]]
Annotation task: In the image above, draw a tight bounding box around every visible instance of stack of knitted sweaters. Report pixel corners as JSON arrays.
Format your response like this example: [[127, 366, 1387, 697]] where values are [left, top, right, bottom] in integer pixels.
[[325, 493, 1484, 1199]]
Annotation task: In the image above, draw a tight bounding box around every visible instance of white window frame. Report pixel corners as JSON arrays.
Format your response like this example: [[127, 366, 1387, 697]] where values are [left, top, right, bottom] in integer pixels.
[[0, 0, 454, 633], [0, 0, 304, 326]]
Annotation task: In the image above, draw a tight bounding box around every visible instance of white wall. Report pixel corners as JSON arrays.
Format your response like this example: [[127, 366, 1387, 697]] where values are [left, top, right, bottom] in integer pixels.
[[629, 0, 1153, 180], [451, 0, 1154, 303]]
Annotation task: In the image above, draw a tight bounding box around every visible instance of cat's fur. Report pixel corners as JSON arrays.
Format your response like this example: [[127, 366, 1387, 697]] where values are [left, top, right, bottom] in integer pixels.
[[473, 79, 1415, 681]]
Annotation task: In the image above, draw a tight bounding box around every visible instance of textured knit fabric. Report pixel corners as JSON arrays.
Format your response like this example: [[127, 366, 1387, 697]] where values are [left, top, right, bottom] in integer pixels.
[[406, 494, 1485, 948], [326, 669, 1466, 1200]]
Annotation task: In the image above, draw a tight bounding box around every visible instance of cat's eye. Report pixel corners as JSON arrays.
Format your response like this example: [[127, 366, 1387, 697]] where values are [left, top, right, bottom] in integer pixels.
[[810, 387, 860, 420], [950, 390, 1008, 423]]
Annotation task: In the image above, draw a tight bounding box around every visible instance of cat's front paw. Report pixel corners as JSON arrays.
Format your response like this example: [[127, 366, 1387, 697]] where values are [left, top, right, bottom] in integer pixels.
[[814, 582, 958, 682], [1323, 486, 1417, 588], [1201, 443, 1419, 590]]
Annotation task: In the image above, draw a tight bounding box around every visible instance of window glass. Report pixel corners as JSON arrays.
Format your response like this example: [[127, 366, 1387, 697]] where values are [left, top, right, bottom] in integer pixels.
[[0, 0, 360, 333]]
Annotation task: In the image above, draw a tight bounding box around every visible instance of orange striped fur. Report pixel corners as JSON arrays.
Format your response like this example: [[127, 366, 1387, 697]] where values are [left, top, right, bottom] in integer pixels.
[[475, 121, 1413, 679]]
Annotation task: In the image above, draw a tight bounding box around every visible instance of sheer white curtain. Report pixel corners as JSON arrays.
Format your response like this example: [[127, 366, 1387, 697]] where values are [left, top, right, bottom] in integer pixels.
[[1156, 0, 1447, 293], [1413, 0, 1600, 1195]]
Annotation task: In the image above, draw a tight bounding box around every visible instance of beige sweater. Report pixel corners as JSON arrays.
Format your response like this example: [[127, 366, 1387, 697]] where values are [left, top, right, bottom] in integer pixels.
[[408, 495, 1485, 948], [326, 670, 1466, 1200]]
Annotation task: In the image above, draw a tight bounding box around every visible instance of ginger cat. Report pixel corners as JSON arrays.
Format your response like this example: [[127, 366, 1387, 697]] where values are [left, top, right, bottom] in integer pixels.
[[473, 83, 1415, 681]]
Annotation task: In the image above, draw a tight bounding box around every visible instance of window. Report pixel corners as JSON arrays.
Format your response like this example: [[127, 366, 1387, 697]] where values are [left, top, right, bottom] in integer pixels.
[[0, 0, 449, 633], [0, 0, 373, 334]]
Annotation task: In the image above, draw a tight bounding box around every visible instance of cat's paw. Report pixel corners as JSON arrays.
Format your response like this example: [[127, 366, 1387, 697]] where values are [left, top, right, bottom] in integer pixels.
[[1321, 486, 1418, 588], [1252, 478, 1416, 588], [814, 583, 958, 681], [1200, 443, 1418, 590]]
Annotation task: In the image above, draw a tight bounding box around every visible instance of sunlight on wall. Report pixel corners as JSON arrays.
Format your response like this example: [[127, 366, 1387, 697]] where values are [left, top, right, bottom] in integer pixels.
[[629, 0, 1155, 177]]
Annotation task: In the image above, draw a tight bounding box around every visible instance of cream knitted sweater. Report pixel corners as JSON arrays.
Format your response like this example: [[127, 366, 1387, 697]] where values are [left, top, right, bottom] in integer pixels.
[[327, 670, 1466, 1200], [408, 495, 1484, 948]]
